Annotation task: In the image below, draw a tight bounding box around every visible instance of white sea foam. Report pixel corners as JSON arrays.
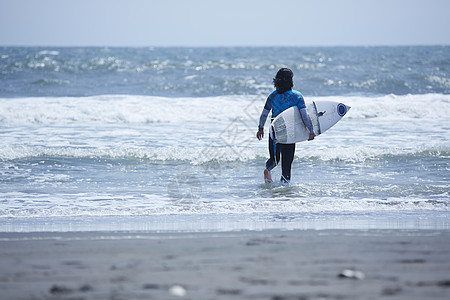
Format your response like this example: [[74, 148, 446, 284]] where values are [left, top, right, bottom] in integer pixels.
[[0, 191, 448, 220], [0, 141, 447, 164], [0, 94, 449, 163], [38, 50, 60, 56], [1, 94, 448, 217], [1, 93, 449, 125], [0, 95, 258, 125]]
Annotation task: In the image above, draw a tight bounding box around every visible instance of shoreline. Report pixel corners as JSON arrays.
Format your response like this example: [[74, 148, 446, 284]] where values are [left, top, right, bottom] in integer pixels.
[[2, 211, 450, 233], [1, 229, 449, 299]]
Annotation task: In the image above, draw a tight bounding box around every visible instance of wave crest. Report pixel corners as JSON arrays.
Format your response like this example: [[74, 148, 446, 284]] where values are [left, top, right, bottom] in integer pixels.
[[0, 93, 449, 126]]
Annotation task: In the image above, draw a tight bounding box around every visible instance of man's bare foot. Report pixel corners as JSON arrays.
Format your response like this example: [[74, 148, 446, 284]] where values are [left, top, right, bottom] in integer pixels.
[[264, 169, 272, 183]]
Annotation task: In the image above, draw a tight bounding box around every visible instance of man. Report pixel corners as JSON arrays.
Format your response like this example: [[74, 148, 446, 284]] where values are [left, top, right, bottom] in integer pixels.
[[256, 68, 316, 183]]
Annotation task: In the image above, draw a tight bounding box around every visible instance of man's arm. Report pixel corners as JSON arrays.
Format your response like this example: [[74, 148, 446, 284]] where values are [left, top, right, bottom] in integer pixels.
[[257, 93, 274, 140], [256, 108, 270, 140], [299, 108, 316, 141]]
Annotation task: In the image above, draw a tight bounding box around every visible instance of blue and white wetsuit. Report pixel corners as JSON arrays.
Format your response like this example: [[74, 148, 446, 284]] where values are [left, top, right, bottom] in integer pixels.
[[258, 89, 315, 182], [258, 89, 315, 134]]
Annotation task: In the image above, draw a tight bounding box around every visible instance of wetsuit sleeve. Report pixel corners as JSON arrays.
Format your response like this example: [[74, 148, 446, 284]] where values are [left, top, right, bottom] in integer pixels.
[[258, 93, 274, 131], [295, 93, 314, 135], [299, 108, 315, 135], [258, 108, 270, 131], [297, 94, 307, 109]]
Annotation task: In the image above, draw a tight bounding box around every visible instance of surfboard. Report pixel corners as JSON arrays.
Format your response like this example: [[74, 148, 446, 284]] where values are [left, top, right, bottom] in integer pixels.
[[270, 101, 350, 144]]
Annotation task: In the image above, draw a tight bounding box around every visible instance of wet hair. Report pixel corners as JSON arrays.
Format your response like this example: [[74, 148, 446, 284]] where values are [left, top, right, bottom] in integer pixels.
[[273, 68, 294, 94]]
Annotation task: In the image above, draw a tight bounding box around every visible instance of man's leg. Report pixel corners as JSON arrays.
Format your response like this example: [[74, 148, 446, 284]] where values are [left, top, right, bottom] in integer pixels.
[[280, 143, 296, 182], [265, 137, 280, 183]]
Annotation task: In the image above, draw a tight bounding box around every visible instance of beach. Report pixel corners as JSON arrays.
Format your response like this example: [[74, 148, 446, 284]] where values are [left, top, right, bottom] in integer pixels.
[[1, 229, 450, 300]]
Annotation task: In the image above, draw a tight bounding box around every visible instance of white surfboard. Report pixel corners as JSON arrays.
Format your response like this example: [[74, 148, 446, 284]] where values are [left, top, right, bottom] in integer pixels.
[[270, 101, 350, 144]]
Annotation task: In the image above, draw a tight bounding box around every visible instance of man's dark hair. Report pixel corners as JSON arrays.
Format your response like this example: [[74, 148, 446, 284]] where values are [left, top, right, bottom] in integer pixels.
[[273, 68, 294, 94]]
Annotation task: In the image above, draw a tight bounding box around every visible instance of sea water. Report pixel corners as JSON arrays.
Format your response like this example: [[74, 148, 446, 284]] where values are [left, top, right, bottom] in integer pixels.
[[0, 46, 449, 232]]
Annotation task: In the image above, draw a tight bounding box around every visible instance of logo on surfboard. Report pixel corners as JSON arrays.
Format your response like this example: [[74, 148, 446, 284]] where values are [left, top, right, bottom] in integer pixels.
[[337, 103, 348, 117]]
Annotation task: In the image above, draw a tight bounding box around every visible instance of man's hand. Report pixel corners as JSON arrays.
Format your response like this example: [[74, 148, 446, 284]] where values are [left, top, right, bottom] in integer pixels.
[[256, 130, 264, 140], [308, 133, 316, 141]]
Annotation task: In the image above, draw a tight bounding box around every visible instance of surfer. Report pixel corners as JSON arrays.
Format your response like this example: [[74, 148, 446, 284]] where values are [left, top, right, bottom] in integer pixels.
[[256, 68, 316, 184]]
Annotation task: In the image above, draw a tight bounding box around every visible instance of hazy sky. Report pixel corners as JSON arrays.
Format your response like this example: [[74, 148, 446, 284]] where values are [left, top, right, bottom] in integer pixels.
[[1, 0, 449, 47]]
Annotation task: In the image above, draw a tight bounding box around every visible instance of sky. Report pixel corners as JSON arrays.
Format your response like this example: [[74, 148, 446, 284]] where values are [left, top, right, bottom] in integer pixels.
[[0, 0, 449, 47]]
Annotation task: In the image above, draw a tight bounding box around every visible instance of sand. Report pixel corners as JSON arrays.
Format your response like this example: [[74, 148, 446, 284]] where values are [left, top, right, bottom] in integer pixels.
[[0, 230, 449, 299]]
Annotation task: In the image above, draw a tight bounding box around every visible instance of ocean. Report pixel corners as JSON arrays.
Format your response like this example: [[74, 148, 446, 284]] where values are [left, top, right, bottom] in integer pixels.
[[0, 46, 449, 232]]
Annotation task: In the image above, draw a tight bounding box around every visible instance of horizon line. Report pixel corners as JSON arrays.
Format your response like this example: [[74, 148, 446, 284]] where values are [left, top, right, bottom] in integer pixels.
[[1, 43, 449, 48]]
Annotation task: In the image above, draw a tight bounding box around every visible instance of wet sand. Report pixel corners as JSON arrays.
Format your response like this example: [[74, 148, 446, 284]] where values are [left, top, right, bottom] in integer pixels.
[[1, 230, 449, 299]]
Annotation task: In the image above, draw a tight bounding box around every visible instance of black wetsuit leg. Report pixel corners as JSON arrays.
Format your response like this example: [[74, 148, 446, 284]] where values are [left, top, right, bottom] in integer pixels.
[[266, 137, 296, 182], [280, 142, 295, 182], [266, 136, 280, 171]]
